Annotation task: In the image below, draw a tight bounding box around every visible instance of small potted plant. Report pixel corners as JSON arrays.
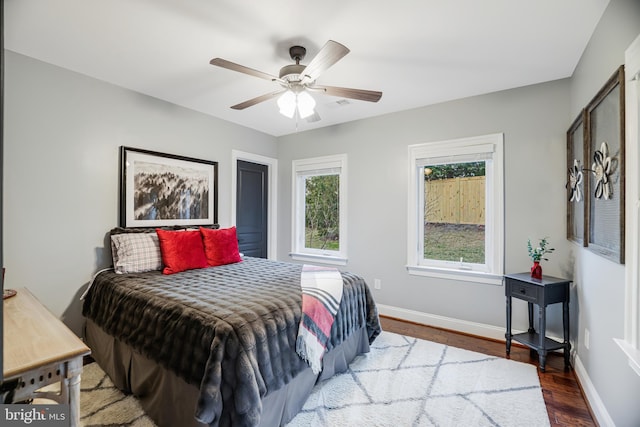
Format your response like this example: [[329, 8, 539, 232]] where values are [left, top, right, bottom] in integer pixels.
[[527, 237, 554, 279]]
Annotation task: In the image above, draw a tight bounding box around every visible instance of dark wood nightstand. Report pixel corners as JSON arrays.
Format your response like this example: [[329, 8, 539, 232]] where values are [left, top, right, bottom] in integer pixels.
[[504, 273, 571, 372]]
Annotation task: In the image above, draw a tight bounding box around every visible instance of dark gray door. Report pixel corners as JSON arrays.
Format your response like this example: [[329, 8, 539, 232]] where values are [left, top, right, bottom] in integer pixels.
[[236, 160, 268, 258]]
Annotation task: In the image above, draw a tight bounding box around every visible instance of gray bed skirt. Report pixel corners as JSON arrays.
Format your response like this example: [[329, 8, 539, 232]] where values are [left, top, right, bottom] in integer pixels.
[[85, 319, 371, 427]]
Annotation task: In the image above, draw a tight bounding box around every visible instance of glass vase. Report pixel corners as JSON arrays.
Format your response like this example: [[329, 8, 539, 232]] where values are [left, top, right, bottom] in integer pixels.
[[530, 261, 542, 279]]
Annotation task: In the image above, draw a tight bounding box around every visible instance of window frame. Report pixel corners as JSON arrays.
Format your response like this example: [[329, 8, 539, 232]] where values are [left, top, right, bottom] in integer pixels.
[[290, 154, 347, 266], [616, 33, 640, 376], [407, 133, 504, 285]]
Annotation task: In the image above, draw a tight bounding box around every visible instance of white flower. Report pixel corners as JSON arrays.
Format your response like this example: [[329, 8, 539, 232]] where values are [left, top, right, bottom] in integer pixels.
[[592, 141, 612, 200], [567, 159, 583, 202]]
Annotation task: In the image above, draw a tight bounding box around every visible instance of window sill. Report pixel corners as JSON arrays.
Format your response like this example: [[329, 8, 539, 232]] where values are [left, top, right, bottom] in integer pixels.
[[407, 265, 503, 285], [289, 252, 348, 266], [614, 338, 640, 377]]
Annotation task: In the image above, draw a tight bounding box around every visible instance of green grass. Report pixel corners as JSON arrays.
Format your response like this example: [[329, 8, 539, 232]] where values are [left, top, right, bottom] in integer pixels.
[[302, 223, 482, 259], [424, 223, 485, 263], [305, 229, 339, 251]]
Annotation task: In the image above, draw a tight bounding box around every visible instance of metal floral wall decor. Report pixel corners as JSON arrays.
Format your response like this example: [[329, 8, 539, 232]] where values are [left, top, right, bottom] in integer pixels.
[[591, 141, 613, 200], [566, 65, 625, 263], [585, 65, 625, 263], [566, 110, 586, 245], [567, 159, 583, 202]]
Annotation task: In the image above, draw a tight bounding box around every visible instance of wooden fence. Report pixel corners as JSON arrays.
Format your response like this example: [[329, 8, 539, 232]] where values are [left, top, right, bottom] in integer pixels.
[[425, 176, 485, 225]]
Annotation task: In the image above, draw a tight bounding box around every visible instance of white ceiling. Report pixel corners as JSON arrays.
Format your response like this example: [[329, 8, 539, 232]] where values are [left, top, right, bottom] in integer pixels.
[[4, 0, 609, 137]]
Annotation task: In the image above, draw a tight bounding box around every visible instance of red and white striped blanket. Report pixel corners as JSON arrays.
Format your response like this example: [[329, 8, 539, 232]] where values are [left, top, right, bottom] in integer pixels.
[[296, 264, 344, 374]]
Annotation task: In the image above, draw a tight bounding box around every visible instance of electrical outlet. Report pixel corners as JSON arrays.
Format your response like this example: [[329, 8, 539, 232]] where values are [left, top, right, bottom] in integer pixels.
[[374, 279, 381, 290], [584, 328, 590, 350]]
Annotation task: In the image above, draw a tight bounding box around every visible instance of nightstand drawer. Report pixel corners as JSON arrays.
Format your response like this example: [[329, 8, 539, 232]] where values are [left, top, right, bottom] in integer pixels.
[[508, 281, 538, 303]]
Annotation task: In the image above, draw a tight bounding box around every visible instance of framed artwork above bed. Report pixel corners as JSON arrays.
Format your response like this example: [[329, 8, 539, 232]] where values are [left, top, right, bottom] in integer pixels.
[[119, 146, 218, 228]]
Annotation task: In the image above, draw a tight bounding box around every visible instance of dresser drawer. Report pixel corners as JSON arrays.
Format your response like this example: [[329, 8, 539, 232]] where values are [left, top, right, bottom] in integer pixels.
[[507, 280, 538, 303]]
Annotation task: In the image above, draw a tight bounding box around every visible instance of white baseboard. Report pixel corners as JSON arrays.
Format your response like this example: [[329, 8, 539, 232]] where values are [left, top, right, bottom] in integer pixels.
[[377, 304, 508, 341], [378, 303, 573, 353], [573, 355, 615, 427]]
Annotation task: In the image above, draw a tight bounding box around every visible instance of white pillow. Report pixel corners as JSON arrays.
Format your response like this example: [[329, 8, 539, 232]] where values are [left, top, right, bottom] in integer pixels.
[[111, 233, 162, 274]]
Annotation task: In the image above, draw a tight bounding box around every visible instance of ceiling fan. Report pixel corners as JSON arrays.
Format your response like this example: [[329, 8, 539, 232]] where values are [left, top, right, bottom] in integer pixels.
[[209, 40, 382, 121]]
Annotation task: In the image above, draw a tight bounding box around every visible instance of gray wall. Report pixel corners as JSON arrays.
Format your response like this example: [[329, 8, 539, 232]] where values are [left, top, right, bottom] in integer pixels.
[[569, 1, 640, 426], [3, 51, 277, 335], [277, 78, 572, 336]]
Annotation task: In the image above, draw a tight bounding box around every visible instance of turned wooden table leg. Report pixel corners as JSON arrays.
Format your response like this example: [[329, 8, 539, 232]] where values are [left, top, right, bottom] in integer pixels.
[[66, 357, 84, 427]]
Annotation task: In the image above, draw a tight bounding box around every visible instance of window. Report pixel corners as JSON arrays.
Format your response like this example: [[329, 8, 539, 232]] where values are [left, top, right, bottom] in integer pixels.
[[407, 134, 504, 284], [291, 154, 347, 265]]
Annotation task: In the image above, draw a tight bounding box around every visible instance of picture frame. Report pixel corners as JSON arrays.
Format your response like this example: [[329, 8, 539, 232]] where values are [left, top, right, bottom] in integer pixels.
[[566, 109, 587, 246], [119, 146, 218, 228], [585, 65, 625, 263]]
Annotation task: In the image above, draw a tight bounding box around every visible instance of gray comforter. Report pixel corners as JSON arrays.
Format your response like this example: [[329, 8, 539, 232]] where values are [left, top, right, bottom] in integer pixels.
[[82, 257, 380, 427]]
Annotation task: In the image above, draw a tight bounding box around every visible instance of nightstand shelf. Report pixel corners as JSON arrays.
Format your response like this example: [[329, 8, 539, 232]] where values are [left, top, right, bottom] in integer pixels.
[[511, 332, 566, 352]]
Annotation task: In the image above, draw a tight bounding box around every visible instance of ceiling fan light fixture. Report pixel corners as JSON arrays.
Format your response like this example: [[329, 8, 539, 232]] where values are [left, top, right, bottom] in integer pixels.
[[277, 90, 296, 118], [277, 89, 316, 120], [296, 90, 316, 119]]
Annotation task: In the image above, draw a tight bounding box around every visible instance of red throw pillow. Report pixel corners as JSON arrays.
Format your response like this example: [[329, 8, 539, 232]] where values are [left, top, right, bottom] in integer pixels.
[[156, 229, 207, 275], [200, 226, 242, 266]]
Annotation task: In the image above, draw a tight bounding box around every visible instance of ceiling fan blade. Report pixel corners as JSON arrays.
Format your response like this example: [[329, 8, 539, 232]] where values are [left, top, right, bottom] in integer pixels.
[[210, 58, 279, 82], [301, 40, 350, 83], [230, 90, 286, 110], [313, 85, 382, 103]]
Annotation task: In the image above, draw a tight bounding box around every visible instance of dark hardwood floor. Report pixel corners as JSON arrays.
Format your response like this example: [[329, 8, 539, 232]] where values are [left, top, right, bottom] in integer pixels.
[[380, 316, 597, 427]]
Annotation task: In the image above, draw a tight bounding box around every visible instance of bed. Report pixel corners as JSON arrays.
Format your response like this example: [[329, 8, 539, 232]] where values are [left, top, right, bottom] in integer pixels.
[[82, 236, 381, 427]]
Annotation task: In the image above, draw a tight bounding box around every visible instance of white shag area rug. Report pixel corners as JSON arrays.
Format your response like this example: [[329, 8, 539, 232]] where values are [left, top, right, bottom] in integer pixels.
[[286, 331, 550, 427], [78, 362, 155, 427], [79, 331, 549, 427]]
